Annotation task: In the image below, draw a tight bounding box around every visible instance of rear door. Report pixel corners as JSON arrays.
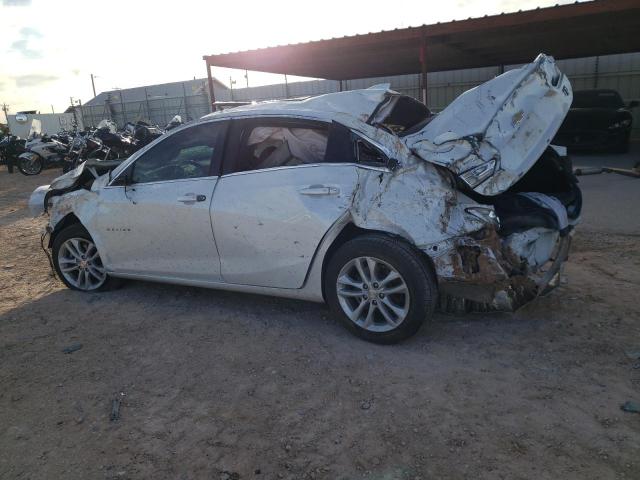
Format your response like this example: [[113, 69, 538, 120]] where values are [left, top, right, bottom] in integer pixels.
[[211, 118, 361, 289]]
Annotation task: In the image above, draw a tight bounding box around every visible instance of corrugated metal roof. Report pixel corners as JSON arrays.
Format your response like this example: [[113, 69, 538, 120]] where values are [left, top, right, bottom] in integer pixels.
[[203, 0, 640, 80]]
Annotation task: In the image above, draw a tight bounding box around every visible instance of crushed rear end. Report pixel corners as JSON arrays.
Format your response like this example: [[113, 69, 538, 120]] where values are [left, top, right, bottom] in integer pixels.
[[396, 54, 580, 311], [432, 146, 581, 312]]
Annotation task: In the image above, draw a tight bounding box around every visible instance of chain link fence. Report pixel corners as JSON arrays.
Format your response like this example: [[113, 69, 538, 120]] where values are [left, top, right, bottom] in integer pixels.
[[77, 93, 211, 129]]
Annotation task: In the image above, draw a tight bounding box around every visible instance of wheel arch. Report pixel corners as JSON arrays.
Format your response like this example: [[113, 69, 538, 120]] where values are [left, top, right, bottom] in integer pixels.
[[48, 212, 82, 248], [320, 222, 438, 302]]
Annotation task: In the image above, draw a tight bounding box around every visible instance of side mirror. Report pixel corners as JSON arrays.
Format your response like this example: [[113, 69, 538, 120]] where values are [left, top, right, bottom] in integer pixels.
[[111, 166, 133, 186], [628, 100, 639, 109]]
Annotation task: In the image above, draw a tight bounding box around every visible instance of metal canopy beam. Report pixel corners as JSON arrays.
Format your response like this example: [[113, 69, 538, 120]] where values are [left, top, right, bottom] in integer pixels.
[[203, 0, 640, 81]]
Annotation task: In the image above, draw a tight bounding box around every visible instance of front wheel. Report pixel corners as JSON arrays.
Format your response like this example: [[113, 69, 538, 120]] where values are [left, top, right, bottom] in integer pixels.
[[52, 224, 121, 292], [325, 234, 437, 344], [18, 154, 43, 175]]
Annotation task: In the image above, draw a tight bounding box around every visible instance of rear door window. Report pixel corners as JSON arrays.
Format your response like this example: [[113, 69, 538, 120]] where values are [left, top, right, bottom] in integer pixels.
[[228, 120, 329, 174], [223, 118, 390, 174]]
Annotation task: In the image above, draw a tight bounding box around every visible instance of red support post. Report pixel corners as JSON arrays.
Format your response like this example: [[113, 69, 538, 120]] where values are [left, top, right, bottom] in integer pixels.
[[205, 59, 216, 112], [420, 41, 428, 105]]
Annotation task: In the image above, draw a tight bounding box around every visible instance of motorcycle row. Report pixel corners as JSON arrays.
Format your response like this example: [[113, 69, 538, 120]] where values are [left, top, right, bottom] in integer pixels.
[[0, 115, 183, 176]]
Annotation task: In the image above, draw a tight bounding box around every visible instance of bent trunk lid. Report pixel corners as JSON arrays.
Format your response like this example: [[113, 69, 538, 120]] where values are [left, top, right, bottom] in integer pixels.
[[402, 54, 573, 196]]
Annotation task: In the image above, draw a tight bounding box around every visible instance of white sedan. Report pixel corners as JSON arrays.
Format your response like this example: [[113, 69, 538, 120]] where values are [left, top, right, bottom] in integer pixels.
[[30, 54, 581, 343]]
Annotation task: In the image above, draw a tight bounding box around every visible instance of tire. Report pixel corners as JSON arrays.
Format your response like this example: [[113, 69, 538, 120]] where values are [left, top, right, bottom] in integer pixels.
[[52, 224, 122, 292], [18, 155, 43, 175], [324, 234, 437, 344]]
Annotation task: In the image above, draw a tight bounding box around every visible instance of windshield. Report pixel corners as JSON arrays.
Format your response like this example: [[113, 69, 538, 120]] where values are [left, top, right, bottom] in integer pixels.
[[97, 119, 117, 133], [572, 90, 624, 109]]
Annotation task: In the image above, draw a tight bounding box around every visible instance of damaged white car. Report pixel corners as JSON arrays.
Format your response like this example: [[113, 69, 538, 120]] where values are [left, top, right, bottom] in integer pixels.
[[30, 54, 580, 343]]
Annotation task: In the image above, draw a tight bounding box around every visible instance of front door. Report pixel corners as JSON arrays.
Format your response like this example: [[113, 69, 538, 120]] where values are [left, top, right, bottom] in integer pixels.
[[94, 121, 228, 281]]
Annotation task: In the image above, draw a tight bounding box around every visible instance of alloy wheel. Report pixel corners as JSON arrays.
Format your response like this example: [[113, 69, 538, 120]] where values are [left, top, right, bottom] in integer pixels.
[[57, 237, 106, 290], [336, 256, 410, 332]]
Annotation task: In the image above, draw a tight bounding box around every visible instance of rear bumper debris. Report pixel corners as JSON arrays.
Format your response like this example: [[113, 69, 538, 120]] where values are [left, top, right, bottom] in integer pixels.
[[432, 226, 572, 313]]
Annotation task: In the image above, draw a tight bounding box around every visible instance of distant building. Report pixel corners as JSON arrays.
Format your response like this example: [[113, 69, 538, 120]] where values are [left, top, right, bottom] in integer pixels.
[[83, 77, 228, 107], [7, 112, 77, 137]]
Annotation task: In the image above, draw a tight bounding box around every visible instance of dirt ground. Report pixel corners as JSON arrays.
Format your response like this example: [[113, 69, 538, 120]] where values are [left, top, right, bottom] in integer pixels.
[[1, 155, 639, 480]]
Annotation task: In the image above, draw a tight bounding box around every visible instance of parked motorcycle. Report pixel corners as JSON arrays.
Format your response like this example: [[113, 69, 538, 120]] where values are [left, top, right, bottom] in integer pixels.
[[64, 130, 120, 172], [17, 134, 70, 175], [0, 135, 27, 173], [62, 120, 151, 172], [125, 120, 164, 148], [92, 120, 136, 159]]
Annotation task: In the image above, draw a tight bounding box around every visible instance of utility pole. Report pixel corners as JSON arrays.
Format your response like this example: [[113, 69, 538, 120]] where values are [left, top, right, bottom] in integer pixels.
[[244, 70, 249, 88], [69, 97, 78, 125], [91, 74, 97, 98], [51, 105, 55, 114], [1, 103, 9, 123]]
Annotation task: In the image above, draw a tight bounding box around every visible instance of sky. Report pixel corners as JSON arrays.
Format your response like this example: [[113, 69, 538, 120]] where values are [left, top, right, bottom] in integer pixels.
[[0, 0, 579, 122]]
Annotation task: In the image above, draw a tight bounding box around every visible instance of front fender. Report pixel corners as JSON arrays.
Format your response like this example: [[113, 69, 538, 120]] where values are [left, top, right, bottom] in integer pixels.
[[48, 189, 99, 233], [18, 152, 40, 162], [28, 185, 51, 217], [46, 189, 113, 264]]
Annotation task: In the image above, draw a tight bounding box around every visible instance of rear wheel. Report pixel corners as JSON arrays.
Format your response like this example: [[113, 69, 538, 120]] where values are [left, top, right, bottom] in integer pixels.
[[18, 155, 43, 175], [52, 224, 121, 292], [325, 234, 437, 344]]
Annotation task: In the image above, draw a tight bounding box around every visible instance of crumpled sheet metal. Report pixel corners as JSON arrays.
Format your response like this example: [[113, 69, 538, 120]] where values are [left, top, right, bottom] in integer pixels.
[[404, 54, 573, 196], [432, 226, 564, 312], [341, 122, 489, 251]]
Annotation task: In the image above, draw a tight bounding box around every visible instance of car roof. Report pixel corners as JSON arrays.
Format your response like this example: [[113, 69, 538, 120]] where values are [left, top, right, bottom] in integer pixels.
[[200, 85, 395, 125]]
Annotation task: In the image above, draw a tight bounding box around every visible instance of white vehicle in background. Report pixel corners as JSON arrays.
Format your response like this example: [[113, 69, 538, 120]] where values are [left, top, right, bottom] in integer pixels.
[[29, 54, 580, 343]]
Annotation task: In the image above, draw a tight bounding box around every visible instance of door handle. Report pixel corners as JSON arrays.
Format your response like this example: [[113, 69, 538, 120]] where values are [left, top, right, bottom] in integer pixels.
[[299, 185, 340, 196], [177, 193, 207, 203]]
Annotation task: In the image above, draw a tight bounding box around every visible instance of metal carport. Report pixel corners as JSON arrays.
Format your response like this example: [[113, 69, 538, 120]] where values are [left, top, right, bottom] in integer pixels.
[[203, 0, 640, 109]]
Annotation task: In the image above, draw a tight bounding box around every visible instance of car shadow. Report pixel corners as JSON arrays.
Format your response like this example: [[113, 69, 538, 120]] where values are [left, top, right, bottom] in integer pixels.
[[0, 276, 551, 357]]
